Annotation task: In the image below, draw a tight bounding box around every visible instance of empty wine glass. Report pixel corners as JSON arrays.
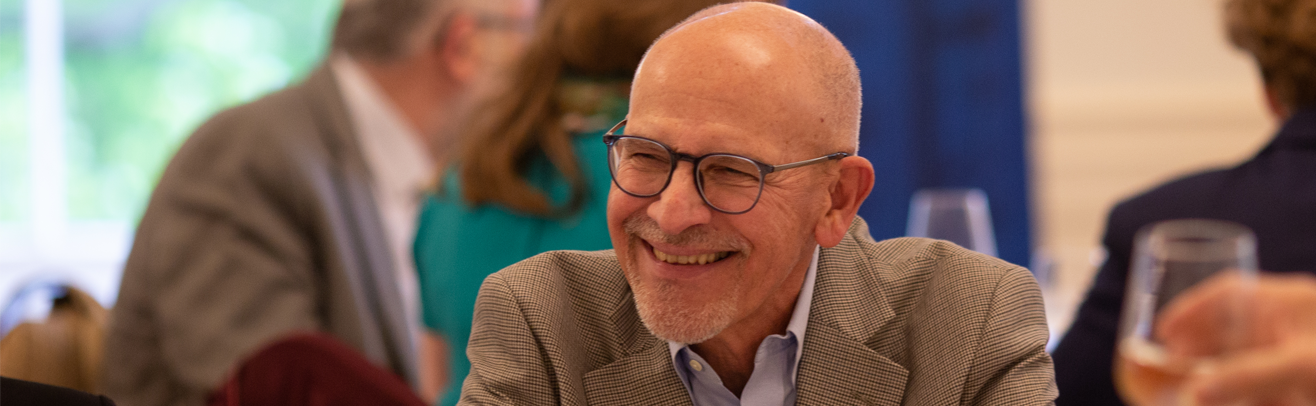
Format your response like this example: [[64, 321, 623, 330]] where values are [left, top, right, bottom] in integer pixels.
[[906, 188, 997, 256]]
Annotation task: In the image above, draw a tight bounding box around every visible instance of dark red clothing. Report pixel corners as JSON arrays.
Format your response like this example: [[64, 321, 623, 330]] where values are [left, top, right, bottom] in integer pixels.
[[209, 333, 424, 406]]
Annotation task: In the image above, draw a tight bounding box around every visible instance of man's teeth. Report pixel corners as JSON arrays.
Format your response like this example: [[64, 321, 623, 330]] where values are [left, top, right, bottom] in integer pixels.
[[653, 248, 730, 265]]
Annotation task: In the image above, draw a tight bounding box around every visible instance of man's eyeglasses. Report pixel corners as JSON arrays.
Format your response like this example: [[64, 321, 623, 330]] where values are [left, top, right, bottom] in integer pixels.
[[602, 119, 849, 214]]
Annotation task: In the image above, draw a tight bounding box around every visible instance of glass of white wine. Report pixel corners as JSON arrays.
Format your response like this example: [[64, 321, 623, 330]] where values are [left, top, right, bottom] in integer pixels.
[[1114, 219, 1257, 406]]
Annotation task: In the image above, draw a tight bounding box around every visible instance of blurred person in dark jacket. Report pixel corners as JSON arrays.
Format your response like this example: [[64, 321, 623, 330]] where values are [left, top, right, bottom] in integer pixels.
[[1053, 0, 1316, 404], [101, 0, 538, 405]]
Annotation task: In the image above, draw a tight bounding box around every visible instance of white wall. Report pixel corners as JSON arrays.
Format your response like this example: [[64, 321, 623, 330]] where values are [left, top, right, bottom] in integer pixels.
[[1025, 0, 1276, 337]]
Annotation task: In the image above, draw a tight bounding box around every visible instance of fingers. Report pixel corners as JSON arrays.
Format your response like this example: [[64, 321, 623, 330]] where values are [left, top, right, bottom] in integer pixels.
[[1159, 273, 1316, 406], [1185, 331, 1316, 406], [1157, 273, 1316, 355]]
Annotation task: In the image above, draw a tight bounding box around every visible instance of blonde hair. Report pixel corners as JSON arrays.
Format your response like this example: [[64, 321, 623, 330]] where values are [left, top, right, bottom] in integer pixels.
[[1226, 0, 1316, 108]]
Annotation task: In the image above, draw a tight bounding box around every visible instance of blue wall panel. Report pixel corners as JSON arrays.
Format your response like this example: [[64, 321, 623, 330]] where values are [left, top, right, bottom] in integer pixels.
[[789, 0, 1032, 267]]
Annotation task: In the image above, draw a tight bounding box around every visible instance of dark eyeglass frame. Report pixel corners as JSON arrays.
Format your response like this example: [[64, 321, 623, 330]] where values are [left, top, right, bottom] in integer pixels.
[[601, 119, 850, 214]]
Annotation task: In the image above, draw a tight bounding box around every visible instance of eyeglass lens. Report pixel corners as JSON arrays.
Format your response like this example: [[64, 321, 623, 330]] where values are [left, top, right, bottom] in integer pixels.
[[608, 137, 764, 213]]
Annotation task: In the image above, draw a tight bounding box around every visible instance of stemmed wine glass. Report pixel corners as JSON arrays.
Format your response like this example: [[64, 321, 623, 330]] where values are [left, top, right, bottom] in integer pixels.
[[1114, 219, 1257, 406]]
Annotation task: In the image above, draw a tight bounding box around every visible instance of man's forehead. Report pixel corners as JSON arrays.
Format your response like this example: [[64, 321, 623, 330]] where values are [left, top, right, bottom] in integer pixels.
[[628, 55, 822, 156], [643, 15, 805, 73], [626, 2, 857, 157], [623, 114, 822, 165], [631, 5, 830, 115], [632, 28, 816, 117]]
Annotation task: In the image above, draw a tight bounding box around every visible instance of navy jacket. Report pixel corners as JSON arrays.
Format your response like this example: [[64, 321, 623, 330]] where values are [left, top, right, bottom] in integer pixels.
[[1052, 108, 1316, 405]]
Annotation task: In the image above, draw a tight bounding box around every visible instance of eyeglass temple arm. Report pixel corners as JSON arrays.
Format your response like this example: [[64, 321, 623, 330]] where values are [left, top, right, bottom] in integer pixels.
[[604, 119, 628, 138], [767, 152, 850, 173]]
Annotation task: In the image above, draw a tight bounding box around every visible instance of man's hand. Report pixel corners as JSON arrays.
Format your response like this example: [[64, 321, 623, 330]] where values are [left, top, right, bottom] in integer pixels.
[[1157, 273, 1316, 406]]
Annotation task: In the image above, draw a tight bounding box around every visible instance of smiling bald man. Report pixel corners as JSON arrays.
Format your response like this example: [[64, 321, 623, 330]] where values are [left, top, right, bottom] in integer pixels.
[[458, 3, 1056, 405]]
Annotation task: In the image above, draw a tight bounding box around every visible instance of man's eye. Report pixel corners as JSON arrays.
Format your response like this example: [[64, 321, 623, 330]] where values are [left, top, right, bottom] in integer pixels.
[[704, 165, 759, 183], [625, 151, 669, 169], [629, 152, 663, 161], [709, 166, 748, 176]]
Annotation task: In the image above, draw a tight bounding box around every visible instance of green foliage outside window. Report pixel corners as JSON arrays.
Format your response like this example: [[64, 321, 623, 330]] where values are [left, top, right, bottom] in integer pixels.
[[1, 0, 337, 222], [1, 7, 26, 222]]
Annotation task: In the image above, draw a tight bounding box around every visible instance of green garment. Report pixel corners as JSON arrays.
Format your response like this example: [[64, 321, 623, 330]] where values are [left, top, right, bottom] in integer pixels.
[[413, 126, 617, 406]]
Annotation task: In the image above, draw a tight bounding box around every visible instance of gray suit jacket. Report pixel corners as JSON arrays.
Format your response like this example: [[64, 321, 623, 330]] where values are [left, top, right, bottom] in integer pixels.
[[459, 218, 1056, 405], [103, 66, 417, 406]]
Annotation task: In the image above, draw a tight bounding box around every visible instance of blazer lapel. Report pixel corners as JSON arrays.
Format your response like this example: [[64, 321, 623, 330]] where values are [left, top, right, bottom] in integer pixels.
[[795, 218, 909, 406], [578, 263, 691, 406], [582, 335, 692, 406], [299, 64, 419, 386]]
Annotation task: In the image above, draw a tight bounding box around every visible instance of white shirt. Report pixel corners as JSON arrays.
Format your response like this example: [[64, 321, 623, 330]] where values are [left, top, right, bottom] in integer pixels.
[[330, 55, 434, 339], [667, 245, 819, 406]]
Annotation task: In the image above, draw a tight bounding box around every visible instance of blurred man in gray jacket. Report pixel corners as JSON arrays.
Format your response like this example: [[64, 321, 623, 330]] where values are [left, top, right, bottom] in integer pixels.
[[102, 0, 537, 404]]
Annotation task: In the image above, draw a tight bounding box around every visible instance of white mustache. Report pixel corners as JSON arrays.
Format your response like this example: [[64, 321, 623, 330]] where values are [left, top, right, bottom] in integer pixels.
[[623, 214, 749, 253]]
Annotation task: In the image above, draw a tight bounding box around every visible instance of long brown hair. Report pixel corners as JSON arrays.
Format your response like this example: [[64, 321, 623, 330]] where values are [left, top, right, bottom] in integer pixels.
[[454, 0, 735, 216]]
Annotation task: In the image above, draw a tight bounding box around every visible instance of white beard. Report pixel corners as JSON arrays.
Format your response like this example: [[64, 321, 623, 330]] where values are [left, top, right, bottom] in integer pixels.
[[630, 273, 740, 344], [620, 213, 749, 344]]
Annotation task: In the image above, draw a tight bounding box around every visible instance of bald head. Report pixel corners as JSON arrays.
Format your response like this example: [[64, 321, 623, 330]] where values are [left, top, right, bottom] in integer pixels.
[[632, 2, 861, 154]]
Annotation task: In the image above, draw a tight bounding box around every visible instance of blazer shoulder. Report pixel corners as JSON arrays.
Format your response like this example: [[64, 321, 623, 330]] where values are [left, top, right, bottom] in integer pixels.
[[477, 249, 645, 373], [149, 73, 349, 214], [174, 82, 324, 166], [858, 236, 1036, 317], [821, 218, 1032, 312], [483, 249, 630, 319], [864, 237, 1027, 279], [489, 249, 622, 289], [1107, 167, 1233, 223]]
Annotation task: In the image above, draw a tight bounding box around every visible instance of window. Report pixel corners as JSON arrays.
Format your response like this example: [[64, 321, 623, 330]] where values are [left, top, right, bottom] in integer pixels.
[[0, 0, 337, 307]]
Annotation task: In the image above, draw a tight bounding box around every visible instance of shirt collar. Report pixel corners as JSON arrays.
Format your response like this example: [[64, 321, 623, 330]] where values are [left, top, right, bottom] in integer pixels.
[[666, 245, 820, 381], [785, 245, 818, 381], [330, 54, 434, 200]]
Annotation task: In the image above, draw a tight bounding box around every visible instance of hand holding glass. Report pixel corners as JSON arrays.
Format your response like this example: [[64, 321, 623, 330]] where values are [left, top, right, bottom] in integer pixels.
[[1114, 219, 1257, 406]]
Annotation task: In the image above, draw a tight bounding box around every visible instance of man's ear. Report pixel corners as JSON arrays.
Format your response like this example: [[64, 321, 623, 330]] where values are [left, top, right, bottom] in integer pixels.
[[815, 156, 874, 248], [438, 12, 480, 85]]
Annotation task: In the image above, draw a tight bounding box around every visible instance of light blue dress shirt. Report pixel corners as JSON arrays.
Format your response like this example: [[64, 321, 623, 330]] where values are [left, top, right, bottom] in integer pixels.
[[667, 246, 819, 406]]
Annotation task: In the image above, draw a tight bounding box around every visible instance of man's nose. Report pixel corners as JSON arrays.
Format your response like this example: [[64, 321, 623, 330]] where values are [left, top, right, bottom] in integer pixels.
[[647, 162, 713, 236]]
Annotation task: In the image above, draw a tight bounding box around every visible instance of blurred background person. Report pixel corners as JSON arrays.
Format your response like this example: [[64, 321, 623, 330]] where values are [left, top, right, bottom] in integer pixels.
[[409, 0, 757, 403], [1051, 0, 1316, 404], [100, 0, 538, 404]]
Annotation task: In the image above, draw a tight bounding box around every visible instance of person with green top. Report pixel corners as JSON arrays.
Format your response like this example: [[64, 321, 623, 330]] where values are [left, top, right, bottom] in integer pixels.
[[410, 0, 735, 403]]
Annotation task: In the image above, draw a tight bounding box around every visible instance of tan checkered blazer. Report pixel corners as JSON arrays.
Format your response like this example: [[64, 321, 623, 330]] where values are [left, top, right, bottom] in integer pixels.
[[459, 217, 1057, 405]]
